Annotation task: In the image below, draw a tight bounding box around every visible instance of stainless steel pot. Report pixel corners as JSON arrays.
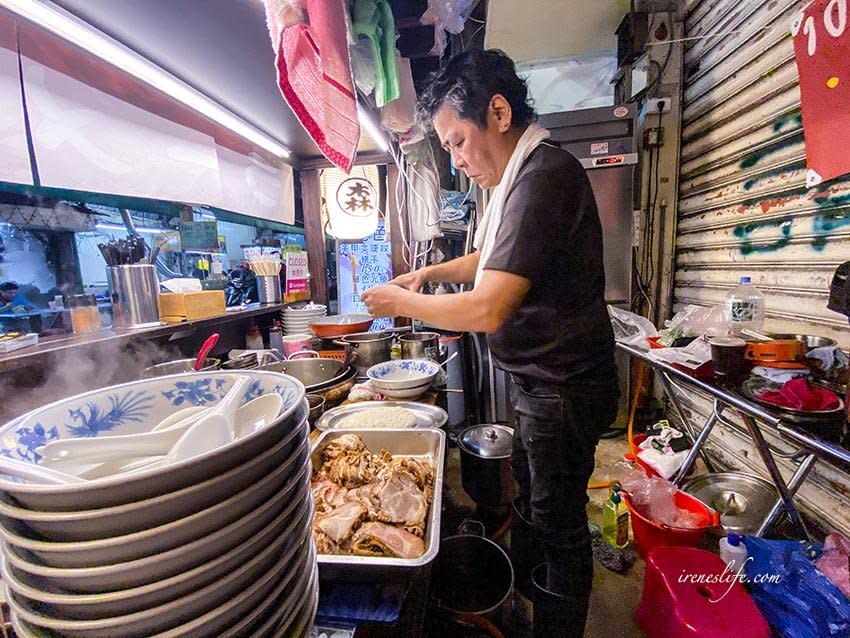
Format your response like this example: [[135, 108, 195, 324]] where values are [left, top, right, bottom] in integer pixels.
[[457, 424, 516, 506], [334, 332, 394, 375], [765, 333, 838, 351], [142, 358, 221, 377], [399, 332, 441, 361]]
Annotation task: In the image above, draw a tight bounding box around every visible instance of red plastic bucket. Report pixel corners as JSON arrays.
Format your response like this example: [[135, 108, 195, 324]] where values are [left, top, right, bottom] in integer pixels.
[[623, 490, 720, 559]]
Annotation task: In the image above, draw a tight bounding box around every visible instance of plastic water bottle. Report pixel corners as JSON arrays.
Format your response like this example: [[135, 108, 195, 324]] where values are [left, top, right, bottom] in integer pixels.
[[718, 533, 748, 568], [725, 276, 765, 336]]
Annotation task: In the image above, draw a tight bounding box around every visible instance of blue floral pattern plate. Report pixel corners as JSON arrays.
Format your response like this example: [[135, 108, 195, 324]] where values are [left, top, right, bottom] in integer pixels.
[[0, 372, 304, 466]]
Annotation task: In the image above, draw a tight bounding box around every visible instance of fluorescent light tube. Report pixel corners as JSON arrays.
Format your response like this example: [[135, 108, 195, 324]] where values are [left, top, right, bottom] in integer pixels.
[[95, 223, 162, 234], [0, 0, 292, 159], [358, 105, 389, 153]]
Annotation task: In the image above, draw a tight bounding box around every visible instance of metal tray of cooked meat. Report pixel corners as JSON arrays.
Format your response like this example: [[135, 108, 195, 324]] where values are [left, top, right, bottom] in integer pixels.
[[310, 428, 445, 583], [314, 401, 448, 431]]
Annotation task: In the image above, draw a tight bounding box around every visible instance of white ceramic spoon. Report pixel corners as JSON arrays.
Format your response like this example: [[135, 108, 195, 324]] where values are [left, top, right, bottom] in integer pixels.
[[152, 405, 209, 431], [0, 457, 85, 485], [165, 376, 252, 463], [37, 376, 250, 465], [62, 393, 281, 480]]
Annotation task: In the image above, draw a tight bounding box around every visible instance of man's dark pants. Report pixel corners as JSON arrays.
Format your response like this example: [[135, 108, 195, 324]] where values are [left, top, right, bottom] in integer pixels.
[[510, 375, 620, 637]]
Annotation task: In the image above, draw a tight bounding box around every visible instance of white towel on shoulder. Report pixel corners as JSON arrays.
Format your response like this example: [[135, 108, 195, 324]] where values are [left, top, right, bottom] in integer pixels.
[[473, 123, 550, 287]]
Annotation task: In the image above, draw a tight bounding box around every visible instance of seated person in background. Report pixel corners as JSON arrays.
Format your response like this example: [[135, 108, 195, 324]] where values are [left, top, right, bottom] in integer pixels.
[[0, 281, 35, 313]]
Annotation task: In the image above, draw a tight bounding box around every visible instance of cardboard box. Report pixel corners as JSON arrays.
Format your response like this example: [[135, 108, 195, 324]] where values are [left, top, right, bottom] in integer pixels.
[[158, 291, 226, 322]]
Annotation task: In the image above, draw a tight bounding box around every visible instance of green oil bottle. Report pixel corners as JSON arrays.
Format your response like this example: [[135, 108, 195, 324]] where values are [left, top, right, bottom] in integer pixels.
[[602, 491, 630, 549]]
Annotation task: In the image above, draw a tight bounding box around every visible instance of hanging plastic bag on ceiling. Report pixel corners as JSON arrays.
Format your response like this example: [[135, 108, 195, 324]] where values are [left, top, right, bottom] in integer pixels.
[[350, 37, 377, 97], [381, 54, 417, 134], [420, 0, 476, 35], [351, 0, 400, 107]]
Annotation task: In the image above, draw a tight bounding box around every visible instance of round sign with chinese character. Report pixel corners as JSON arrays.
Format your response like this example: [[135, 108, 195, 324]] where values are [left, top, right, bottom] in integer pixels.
[[335, 177, 377, 218]]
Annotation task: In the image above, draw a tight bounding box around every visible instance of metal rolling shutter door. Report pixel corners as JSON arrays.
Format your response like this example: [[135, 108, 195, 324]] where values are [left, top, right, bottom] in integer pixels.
[[673, 0, 850, 535], [679, 0, 850, 344]]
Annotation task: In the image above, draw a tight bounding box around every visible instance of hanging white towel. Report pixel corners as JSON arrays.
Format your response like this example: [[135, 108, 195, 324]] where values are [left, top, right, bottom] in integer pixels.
[[473, 123, 550, 287]]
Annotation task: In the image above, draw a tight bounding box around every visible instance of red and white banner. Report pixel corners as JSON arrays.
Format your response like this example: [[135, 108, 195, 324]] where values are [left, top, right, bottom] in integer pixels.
[[792, 0, 850, 187]]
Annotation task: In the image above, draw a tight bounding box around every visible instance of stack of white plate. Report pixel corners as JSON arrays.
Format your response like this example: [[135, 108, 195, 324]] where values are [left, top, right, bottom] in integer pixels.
[[282, 303, 327, 337], [0, 371, 317, 638]]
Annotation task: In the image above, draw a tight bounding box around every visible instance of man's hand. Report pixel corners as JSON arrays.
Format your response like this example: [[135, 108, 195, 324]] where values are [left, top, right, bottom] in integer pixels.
[[361, 284, 411, 317], [387, 269, 428, 292]]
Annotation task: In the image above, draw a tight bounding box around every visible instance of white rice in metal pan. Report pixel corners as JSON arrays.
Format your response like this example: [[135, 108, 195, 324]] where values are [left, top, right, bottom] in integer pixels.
[[336, 406, 418, 429]]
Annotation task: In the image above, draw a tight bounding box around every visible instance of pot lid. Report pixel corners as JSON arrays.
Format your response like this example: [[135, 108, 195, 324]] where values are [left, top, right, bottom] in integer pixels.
[[681, 472, 778, 535], [459, 425, 513, 458]]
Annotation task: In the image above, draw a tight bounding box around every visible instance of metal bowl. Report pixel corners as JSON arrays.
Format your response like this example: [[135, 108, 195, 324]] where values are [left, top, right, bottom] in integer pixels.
[[305, 394, 325, 424], [765, 333, 838, 351], [142, 358, 220, 377]]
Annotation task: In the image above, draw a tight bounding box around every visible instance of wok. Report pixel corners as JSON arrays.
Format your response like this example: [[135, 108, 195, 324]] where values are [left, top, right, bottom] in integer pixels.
[[262, 359, 357, 407]]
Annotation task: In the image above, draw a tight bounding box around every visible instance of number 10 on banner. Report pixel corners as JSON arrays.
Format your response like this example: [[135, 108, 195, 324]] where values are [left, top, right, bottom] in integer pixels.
[[795, 0, 847, 55], [792, 0, 850, 187]]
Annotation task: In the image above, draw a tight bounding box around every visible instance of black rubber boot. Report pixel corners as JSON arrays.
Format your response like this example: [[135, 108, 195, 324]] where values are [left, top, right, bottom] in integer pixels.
[[531, 563, 591, 638]]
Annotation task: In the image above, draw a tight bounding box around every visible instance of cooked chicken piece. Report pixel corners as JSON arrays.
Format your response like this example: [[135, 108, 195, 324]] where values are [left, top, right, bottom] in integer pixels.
[[313, 501, 367, 544], [391, 457, 434, 491], [324, 452, 375, 487], [321, 434, 366, 463], [312, 529, 339, 555], [378, 472, 428, 529], [350, 521, 425, 558], [311, 479, 349, 513]]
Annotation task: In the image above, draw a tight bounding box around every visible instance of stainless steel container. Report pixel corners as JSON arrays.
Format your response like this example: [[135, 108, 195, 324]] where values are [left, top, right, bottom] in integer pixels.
[[399, 332, 441, 361], [457, 424, 516, 506], [311, 428, 445, 583], [256, 275, 282, 304], [142, 358, 221, 377], [108, 264, 160, 329], [335, 332, 394, 376]]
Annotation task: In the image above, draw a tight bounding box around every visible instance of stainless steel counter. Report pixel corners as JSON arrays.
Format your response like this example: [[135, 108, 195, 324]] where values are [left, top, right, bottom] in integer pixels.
[[0, 303, 285, 374]]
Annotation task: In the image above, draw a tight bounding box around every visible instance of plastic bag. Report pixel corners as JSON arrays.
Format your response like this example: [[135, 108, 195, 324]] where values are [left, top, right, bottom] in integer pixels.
[[608, 306, 657, 350], [744, 536, 850, 638], [816, 533, 850, 598], [350, 37, 377, 96], [420, 0, 476, 34], [660, 304, 727, 344]]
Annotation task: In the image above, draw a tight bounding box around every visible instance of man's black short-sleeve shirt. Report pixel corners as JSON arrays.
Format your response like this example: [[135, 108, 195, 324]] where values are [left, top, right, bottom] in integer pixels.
[[483, 142, 616, 384]]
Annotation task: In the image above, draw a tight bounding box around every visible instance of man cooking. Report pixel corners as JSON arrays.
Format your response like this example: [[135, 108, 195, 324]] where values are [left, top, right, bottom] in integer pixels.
[[361, 49, 619, 636]]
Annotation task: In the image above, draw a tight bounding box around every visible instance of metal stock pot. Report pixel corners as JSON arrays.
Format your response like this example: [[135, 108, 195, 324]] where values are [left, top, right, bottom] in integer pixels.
[[334, 332, 394, 375], [457, 424, 516, 506]]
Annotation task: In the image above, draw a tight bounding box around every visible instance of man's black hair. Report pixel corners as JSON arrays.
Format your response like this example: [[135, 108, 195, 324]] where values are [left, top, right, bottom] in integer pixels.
[[417, 49, 536, 131], [0, 282, 18, 292]]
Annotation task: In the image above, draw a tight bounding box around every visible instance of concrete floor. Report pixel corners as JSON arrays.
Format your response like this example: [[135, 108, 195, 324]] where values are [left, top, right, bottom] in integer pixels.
[[432, 432, 648, 638]]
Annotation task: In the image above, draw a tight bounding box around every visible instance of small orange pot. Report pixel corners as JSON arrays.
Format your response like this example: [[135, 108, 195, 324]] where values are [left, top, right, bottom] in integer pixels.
[[744, 339, 806, 363]]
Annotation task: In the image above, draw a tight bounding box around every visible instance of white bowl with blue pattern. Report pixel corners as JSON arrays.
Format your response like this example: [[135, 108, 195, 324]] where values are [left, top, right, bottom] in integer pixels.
[[0, 371, 305, 511], [366, 359, 441, 390]]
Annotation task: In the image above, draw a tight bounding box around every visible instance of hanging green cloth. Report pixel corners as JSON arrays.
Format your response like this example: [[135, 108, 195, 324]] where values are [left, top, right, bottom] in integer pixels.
[[351, 0, 400, 107]]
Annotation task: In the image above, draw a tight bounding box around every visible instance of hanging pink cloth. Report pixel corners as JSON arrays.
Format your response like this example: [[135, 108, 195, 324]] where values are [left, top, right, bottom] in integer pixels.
[[263, 0, 360, 172]]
